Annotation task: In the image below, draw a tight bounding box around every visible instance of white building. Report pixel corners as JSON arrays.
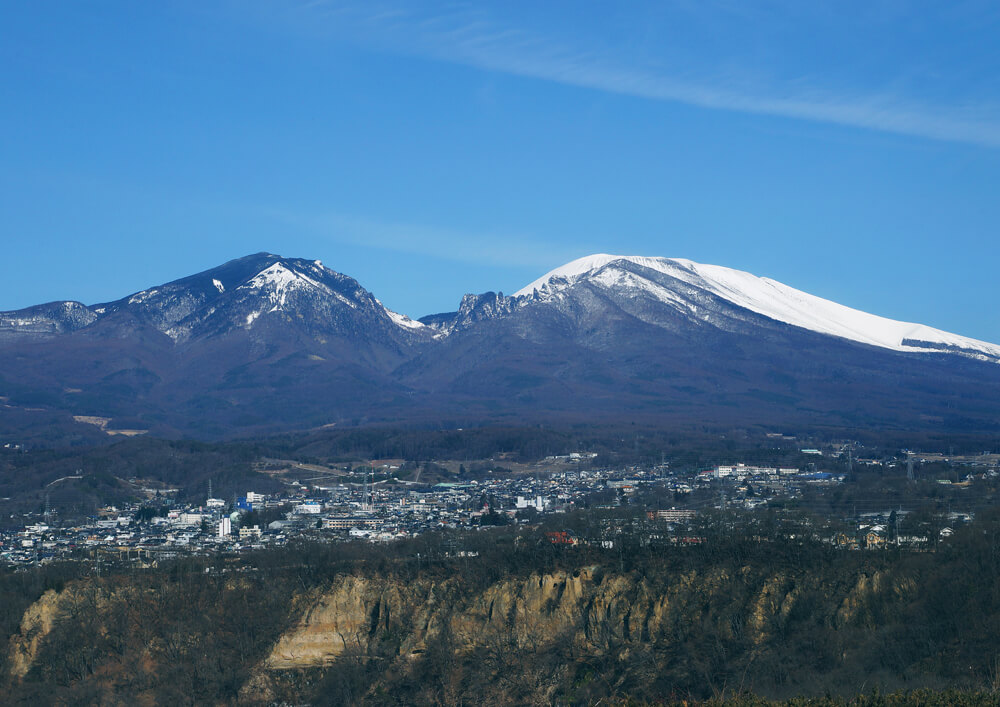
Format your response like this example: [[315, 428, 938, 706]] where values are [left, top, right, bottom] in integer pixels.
[[515, 496, 548, 511], [239, 525, 262, 540], [713, 463, 798, 478]]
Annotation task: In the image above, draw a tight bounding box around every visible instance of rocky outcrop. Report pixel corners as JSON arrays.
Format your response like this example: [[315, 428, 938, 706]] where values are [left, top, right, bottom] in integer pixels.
[[262, 565, 844, 671], [266, 576, 394, 667], [6, 589, 65, 680]]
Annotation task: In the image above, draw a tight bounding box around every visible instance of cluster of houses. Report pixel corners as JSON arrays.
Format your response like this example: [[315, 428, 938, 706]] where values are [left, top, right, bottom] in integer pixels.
[[3, 447, 993, 566], [831, 510, 974, 550], [0, 463, 674, 566]]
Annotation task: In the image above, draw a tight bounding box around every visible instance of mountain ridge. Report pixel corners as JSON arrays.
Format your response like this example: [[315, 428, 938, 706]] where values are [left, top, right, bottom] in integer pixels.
[[3, 252, 996, 362], [0, 252, 997, 439]]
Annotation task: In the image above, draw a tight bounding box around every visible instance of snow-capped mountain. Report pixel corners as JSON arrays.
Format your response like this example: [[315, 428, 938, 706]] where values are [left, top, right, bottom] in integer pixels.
[[0, 253, 429, 347], [0, 252, 998, 439], [91, 253, 431, 345], [510, 255, 1000, 363], [400, 253, 1000, 437]]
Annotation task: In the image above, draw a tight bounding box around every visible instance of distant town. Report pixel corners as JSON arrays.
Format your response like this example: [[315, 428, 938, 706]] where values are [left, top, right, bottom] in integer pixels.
[[5, 444, 997, 568]]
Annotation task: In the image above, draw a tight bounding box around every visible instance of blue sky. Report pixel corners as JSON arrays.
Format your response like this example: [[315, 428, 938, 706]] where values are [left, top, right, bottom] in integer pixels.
[[2, 1, 999, 342]]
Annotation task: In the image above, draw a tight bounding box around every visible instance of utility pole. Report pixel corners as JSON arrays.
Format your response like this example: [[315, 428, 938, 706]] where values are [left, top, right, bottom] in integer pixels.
[[906, 453, 915, 482], [364, 462, 374, 511]]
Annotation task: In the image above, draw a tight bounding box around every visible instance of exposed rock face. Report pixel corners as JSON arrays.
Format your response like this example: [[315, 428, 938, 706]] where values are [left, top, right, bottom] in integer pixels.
[[267, 576, 387, 667], [6, 589, 64, 680], [419, 291, 518, 335], [264, 565, 878, 672]]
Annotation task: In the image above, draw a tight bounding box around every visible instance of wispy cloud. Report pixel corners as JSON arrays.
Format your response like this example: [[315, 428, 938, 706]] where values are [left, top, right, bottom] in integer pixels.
[[263, 206, 588, 270], [287, 0, 1000, 148]]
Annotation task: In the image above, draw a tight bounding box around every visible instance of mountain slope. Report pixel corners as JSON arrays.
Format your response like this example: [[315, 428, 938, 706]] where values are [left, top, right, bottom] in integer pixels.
[[88, 252, 430, 349], [0, 254, 432, 437], [513, 255, 1000, 363], [0, 301, 98, 343], [401, 254, 1000, 430]]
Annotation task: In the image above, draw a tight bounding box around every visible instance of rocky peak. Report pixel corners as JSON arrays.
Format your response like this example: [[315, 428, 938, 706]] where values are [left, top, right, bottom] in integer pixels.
[[0, 301, 98, 343], [418, 291, 518, 336]]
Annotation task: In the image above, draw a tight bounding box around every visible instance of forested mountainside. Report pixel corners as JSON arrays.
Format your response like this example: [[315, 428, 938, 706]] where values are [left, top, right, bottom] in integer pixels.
[[6, 511, 1000, 705]]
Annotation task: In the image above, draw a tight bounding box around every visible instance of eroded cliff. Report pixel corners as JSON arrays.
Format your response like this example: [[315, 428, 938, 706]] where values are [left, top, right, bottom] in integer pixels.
[[262, 563, 909, 669]]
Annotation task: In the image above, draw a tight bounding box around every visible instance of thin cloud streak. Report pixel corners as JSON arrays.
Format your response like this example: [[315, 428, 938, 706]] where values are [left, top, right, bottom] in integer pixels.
[[264, 207, 588, 272], [294, 1, 1000, 148]]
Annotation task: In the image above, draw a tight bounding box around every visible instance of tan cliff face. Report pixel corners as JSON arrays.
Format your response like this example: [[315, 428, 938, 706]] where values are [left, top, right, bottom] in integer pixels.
[[6, 565, 917, 681], [266, 576, 384, 667], [7, 588, 65, 680], [262, 564, 872, 672], [264, 570, 610, 669], [834, 570, 916, 629]]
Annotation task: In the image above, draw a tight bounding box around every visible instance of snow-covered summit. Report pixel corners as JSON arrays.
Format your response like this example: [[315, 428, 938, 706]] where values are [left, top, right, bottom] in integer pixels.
[[515, 254, 669, 297], [58, 254, 430, 341], [229, 260, 433, 340], [516, 254, 1000, 362]]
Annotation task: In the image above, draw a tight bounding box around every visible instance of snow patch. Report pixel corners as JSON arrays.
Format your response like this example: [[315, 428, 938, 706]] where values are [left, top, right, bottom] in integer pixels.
[[164, 326, 189, 341], [384, 307, 426, 330], [240, 263, 348, 312], [330, 291, 358, 309], [212, 279, 225, 293], [589, 267, 690, 311], [128, 289, 158, 305], [245, 263, 317, 292]]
